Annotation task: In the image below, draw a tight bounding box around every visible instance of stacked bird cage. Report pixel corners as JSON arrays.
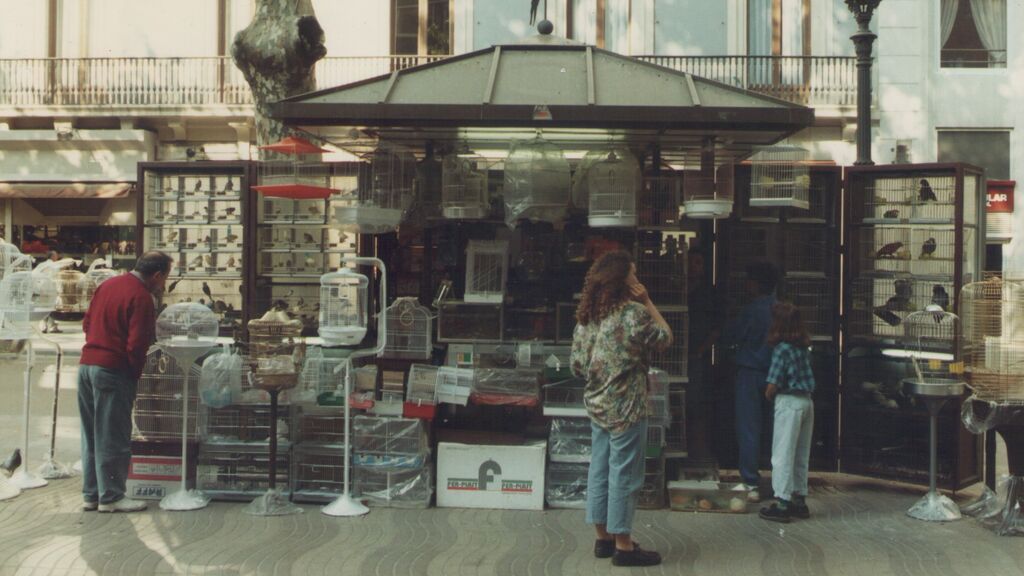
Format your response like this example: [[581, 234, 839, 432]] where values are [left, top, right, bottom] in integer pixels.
[[334, 143, 414, 234], [960, 279, 1024, 404], [196, 441, 291, 501], [910, 228, 961, 278], [748, 145, 810, 209], [546, 461, 589, 509], [352, 416, 433, 508], [132, 349, 202, 441], [683, 163, 734, 219], [253, 136, 337, 200], [464, 240, 509, 304], [503, 136, 571, 227], [858, 226, 912, 275], [404, 364, 440, 419], [637, 173, 682, 228], [635, 232, 687, 306], [779, 275, 835, 339], [577, 148, 640, 228], [638, 456, 666, 509], [441, 149, 490, 219], [383, 297, 433, 360]]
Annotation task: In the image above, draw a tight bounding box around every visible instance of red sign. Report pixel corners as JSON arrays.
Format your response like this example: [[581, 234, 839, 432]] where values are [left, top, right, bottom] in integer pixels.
[[987, 180, 1015, 214]]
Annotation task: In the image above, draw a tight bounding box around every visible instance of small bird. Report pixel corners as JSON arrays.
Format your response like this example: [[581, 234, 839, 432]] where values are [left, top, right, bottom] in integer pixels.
[[212, 300, 228, 314], [285, 259, 293, 269], [190, 255, 204, 268], [0, 448, 21, 477], [225, 233, 239, 244], [308, 205, 321, 216], [226, 256, 236, 268], [203, 235, 212, 246], [225, 179, 235, 193], [202, 281, 213, 301], [932, 285, 950, 310], [303, 233, 316, 244], [883, 209, 900, 219], [920, 237, 937, 259], [296, 296, 306, 309], [304, 256, 316, 268], [194, 180, 203, 193], [919, 179, 937, 202], [225, 207, 237, 216], [874, 308, 902, 327], [167, 230, 178, 243], [167, 278, 182, 293], [875, 241, 903, 259], [204, 255, 214, 268]]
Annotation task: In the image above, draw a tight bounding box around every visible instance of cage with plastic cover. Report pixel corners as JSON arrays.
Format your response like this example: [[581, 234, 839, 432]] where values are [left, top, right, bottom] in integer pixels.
[[441, 149, 490, 219], [298, 347, 347, 404], [0, 271, 35, 340], [54, 268, 86, 314], [78, 260, 119, 306], [156, 302, 220, 351], [318, 268, 368, 347], [383, 297, 432, 359], [749, 145, 810, 209], [0, 243, 29, 281], [464, 240, 508, 304], [574, 148, 640, 228], [960, 279, 1024, 404], [683, 164, 734, 219], [334, 143, 414, 234], [253, 136, 338, 200], [546, 461, 588, 509], [503, 136, 571, 227]]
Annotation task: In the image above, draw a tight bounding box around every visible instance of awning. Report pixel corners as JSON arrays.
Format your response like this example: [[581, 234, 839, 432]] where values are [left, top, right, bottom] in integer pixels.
[[0, 182, 134, 199]]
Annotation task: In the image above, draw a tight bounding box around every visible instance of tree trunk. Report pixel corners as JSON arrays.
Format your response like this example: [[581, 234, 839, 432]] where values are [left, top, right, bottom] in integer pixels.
[[231, 0, 327, 146]]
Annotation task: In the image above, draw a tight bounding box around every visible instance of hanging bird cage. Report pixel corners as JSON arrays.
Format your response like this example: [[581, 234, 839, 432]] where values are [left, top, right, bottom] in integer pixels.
[[465, 240, 509, 304], [253, 136, 338, 200], [749, 145, 810, 209], [383, 297, 433, 359], [318, 267, 369, 346], [683, 164, 734, 219], [503, 136, 571, 227], [334, 143, 415, 234], [0, 271, 35, 340], [78, 260, 119, 306], [960, 279, 1024, 404], [441, 149, 490, 219], [156, 302, 220, 350], [54, 268, 86, 314], [577, 148, 640, 228]]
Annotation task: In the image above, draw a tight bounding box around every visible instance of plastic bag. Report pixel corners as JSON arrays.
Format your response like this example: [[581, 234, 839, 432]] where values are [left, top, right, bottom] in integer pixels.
[[199, 347, 241, 408]]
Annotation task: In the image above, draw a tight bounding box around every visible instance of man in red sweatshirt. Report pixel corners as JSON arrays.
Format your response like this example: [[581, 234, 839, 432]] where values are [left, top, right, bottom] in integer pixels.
[[79, 251, 172, 512]]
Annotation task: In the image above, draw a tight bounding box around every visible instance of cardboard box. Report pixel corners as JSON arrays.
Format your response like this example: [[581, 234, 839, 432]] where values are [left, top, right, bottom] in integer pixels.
[[126, 454, 190, 500], [437, 440, 547, 511]]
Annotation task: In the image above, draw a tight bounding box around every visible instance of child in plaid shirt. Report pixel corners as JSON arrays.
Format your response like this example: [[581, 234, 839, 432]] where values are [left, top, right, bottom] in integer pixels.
[[760, 302, 816, 523]]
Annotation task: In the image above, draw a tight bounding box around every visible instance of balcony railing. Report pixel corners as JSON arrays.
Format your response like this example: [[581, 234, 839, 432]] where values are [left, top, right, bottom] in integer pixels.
[[0, 54, 856, 109]]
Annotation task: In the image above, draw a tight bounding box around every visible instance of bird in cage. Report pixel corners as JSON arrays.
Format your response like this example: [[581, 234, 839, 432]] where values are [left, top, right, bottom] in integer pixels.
[[303, 232, 316, 245], [931, 285, 950, 311], [202, 281, 213, 301], [873, 280, 912, 326], [189, 255, 204, 268], [167, 230, 178, 243], [883, 209, 900, 219], [167, 278, 182, 293], [194, 180, 203, 193], [203, 235, 212, 247], [226, 256, 236, 268], [225, 179, 234, 193], [875, 241, 904, 259], [225, 232, 239, 244], [204, 255, 214, 268], [163, 183, 173, 194], [225, 207, 237, 217], [919, 237, 937, 259], [308, 205, 321, 217], [918, 179, 936, 202], [304, 256, 316, 269]]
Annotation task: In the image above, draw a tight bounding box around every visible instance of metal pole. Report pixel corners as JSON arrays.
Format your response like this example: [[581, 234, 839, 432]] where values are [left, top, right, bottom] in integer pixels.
[[929, 408, 938, 496], [268, 389, 279, 490], [846, 1, 880, 166]]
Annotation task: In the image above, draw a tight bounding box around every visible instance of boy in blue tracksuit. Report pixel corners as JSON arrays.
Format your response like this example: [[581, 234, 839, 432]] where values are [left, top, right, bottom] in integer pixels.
[[721, 261, 778, 503]]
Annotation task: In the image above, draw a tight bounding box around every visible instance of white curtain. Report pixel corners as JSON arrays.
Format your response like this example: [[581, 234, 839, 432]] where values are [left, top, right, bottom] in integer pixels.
[[748, 0, 772, 83], [604, 0, 629, 54], [571, 0, 598, 45], [940, 0, 960, 47], [969, 0, 1007, 65], [780, 0, 803, 83]]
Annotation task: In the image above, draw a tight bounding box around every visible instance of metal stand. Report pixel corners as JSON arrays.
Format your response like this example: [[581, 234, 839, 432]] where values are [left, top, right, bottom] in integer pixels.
[[37, 342, 73, 479], [159, 346, 210, 511], [244, 387, 302, 516], [10, 342, 48, 489], [322, 358, 369, 517], [903, 378, 963, 522]]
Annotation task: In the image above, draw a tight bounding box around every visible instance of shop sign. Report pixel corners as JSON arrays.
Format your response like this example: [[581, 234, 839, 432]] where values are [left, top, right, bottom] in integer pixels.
[[986, 180, 1015, 213]]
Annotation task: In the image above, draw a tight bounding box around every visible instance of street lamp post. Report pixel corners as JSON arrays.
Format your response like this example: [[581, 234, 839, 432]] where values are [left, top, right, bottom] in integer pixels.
[[846, 0, 881, 166]]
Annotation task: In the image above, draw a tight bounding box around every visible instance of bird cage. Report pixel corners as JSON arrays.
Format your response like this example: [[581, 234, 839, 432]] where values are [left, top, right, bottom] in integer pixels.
[[54, 268, 85, 314], [465, 240, 509, 303], [0, 243, 28, 281], [247, 309, 304, 361], [318, 268, 369, 346], [441, 149, 490, 219], [576, 148, 640, 228], [546, 461, 589, 509], [637, 457, 666, 509], [298, 347, 348, 402], [79, 261, 119, 305], [503, 136, 571, 227], [0, 271, 35, 340], [156, 302, 220, 350], [749, 145, 810, 209], [334, 143, 414, 234], [29, 270, 58, 321], [960, 279, 1024, 404], [903, 306, 959, 356], [637, 174, 682, 228], [383, 297, 432, 359], [683, 165, 734, 219], [549, 418, 592, 463], [253, 136, 338, 200]]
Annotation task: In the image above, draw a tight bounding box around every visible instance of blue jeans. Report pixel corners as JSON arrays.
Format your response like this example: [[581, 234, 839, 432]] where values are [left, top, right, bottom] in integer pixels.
[[586, 419, 647, 535], [78, 365, 137, 504], [736, 368, 767, 486], [771, 394, 814, 502]]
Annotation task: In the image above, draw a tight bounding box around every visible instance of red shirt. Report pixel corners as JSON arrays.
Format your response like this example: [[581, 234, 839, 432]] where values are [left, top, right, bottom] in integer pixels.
[[80, 273, 155, 379]]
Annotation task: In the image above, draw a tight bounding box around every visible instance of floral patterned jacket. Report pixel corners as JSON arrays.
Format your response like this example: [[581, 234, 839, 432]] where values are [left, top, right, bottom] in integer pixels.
[[570, 301, 671, 433]]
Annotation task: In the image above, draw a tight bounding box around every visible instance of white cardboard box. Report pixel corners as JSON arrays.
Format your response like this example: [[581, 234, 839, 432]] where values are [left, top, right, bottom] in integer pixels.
[[126, 454, 189, 500], [437, 440, 547, 510]]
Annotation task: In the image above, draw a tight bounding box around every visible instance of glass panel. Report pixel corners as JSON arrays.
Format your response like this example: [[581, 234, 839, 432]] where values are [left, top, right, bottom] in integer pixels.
[[941, 0, 1007, 68], [427, 0, 450, 55], [394, 0, 419, 55]]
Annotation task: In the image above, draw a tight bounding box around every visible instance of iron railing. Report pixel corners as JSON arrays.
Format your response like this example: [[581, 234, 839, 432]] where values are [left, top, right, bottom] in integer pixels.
[[0, 54, 856, 108]]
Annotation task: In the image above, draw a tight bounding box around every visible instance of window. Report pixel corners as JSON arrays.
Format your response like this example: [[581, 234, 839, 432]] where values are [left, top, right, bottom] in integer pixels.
[[941, 0, 1006, 68], [392, 0, 451, 56], [937, 130, 1009, 179], [748, 0, 810, 84], [566, 0, 629, 51]]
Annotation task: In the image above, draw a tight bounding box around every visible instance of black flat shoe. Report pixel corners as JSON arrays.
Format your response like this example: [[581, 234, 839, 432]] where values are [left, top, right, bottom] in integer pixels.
[[759, 503, 792, 523], [594, 539, 615, 559], [789, 503, 810, 519], [612, 544, 662, 567]]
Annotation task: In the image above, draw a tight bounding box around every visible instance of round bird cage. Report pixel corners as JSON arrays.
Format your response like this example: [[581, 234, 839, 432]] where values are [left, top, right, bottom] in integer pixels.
[[903, 306, 962, 382], [683, 163, 734, 219], [0, 244, 30, 282], [319, 268, 369, 346], [503, 136, 571, 227], [54, 268, 86, 314], [383, 297, 433, 359], [156, 302, 220, 353], [576, 148, 641, 228], [79, 260, 119, 306], [441, 148, 490, 219], [749, 145, 810, 209], [247, 307, 304, 360], [253, 136, 338, 200], [334, 143, 415, 234], [960, 279, 1024, 404], [0, 271, 35, 340]]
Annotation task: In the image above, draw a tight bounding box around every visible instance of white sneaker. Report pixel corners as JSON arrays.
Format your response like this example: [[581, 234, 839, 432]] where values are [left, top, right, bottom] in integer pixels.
[[98, 498, 147, 513], [82, 499, 98, 512], [747, 489, 761, 504]]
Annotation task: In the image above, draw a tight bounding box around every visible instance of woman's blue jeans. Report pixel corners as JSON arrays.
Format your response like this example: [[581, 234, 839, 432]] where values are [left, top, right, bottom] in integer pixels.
[[586, 419, 647, 534]]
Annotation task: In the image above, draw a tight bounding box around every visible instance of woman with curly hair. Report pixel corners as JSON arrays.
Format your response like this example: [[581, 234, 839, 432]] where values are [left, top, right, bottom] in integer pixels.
[[570, 250, 672, 567]]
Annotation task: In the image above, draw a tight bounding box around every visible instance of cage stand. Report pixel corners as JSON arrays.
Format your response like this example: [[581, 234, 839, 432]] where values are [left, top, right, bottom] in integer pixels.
[[158, 344, 212, 511], [902, 378, 964, 522], [10, 342, 48, 489], [37, 340, 74, 479], [243, 375, 302, 516]]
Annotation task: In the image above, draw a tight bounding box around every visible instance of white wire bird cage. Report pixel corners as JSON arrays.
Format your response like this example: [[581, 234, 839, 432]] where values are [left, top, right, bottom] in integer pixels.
[[0, 271, 34, 340], [334, 143, 415, 234], [503, 136, 571, 227], [749, 145, 810, 209], [441, 149, 490, 219], [253, 136, 337, 200], [383, 297, 432, 359], [318, 268, 369, 346], [29, 270, 58, 322], [465, 240, 509, 304], [576, 148, 640, 228], [79, 260, 119, 306], [0, 243, 30, 282], [683, 164, 734, 219], [298, 347, 349, 403], [960, 279, 1024, 404]]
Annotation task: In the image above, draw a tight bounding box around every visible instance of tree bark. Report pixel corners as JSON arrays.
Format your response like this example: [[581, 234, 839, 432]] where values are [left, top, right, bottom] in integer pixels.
[[231, 0, 327, 146]]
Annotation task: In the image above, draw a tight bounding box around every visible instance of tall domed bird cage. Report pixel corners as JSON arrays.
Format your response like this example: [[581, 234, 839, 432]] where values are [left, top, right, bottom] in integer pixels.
[[959, 278, 1024, 535], [683, 163, 734, 219], [465, 240, 509, 304], [79, 260, 119, 307], [575, 148, 640, 228], [319, 268, 369, 347], [334, 143, 415, 234], [383, 297, 433, 360], [155, 302, 219, 511], [441, 148, 490, 219], [900, 306, 965, 522], [54, 267, 86, 314], [749, 145, 810, 209], [252, 136, 338, 200], [503, 136, 571, 227]]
